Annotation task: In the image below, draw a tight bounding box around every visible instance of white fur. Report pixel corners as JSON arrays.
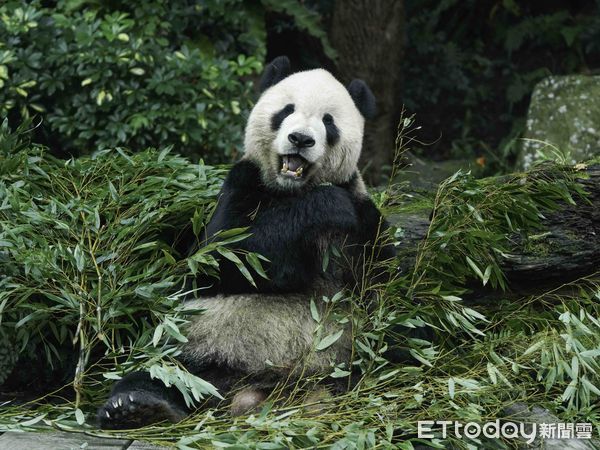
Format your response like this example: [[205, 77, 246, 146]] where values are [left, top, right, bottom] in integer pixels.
[[183, 290, 352, 375], [273, 113, 327, 164], [243, 69, 366, 190]]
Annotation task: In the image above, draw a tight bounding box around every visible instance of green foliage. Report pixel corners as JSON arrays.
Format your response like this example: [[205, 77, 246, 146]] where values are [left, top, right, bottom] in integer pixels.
[[476, 277, 600, 413], [1, 121, 600, 447], [412, 166, 586, 292], [404, 0, 600, 168], [262, 0, 338, 61], [0, 0, 264, 161], [0, 0, 333, 163], [0, 119, 235, 403]]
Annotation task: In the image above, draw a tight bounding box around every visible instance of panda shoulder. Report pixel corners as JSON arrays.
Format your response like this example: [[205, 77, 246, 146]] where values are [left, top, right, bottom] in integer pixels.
[[223, 159, 262, 190], [339, 171, 369, 200]]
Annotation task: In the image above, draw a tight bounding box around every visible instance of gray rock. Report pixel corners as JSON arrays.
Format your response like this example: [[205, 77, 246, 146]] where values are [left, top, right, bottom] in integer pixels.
[[519, 75, 600, 170]]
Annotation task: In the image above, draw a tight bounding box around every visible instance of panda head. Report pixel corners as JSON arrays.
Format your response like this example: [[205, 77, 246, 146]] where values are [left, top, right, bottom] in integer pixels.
[[243, 56, 376, 192]]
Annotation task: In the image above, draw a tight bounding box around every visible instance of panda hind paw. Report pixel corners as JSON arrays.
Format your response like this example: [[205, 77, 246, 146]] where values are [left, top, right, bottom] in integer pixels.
[[230, 387, 267, 417], [97, 390, 186, 429]]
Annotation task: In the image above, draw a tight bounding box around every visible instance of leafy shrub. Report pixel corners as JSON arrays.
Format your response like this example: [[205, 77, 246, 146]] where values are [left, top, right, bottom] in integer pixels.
[[0, 0, 265, 161], [0, 0, 332, 162], [412, 166, 587, 292]]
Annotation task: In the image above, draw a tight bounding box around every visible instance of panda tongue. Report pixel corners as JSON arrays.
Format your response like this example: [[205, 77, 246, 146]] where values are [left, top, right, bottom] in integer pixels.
[[285, 155, 305, 172]]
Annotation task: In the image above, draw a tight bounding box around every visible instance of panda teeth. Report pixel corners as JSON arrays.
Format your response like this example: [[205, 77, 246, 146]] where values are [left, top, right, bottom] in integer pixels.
[[281, 156, 289, 173], [280, 156, 305, 177]]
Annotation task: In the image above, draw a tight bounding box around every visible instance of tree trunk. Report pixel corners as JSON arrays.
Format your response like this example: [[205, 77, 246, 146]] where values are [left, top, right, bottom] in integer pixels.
[[330, 0, 405, 184], [393, 164, 600, 292]]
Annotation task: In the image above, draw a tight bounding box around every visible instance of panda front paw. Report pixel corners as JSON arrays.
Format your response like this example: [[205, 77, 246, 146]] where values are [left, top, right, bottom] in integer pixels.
[[97, 390, 187, 429]]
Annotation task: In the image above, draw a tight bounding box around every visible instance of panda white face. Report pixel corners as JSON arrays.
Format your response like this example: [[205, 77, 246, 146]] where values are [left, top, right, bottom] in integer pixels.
[[243, 62, 374, 191], [272, 101, 330, 183]]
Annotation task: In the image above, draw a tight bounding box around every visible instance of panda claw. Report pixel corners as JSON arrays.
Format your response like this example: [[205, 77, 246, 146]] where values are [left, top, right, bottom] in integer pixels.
[[99, 390, 187, 429]]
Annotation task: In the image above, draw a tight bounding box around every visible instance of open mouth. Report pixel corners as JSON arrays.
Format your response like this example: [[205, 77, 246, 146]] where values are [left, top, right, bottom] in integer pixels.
[[279, 155, 310, 180]]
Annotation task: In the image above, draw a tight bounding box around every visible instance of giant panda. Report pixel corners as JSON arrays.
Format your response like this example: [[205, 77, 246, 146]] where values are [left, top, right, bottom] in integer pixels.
[[98, 56, 396, 429]]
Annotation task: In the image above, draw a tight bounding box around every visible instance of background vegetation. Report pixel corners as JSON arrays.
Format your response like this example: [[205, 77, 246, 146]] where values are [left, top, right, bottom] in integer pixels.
[[403, 0, 600, 167], [3, 1, 599, 174]]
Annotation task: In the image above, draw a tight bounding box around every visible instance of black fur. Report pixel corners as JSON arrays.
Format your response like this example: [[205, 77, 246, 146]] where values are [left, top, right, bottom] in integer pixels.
[[352, 196, 396, 261], [198, 160, 364, 294], [323, 113, 340, 146], [271, 103, 295, 131], [259, 56, 291, 93], [97, 372, 188, 429], [347, 79, 377, 119]]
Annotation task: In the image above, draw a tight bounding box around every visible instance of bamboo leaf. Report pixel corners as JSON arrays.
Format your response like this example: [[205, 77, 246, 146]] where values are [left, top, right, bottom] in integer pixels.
[[310, 299, 320, 323], [466, 256, 484, 280], [315, 330, 344, 351]]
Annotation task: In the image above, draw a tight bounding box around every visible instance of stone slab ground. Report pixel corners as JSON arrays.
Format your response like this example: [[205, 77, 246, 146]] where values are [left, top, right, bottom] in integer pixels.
[[0, 430, 167, 449]]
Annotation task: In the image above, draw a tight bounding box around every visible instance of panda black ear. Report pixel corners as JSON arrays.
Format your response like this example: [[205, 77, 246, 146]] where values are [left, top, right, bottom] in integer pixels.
[[259, 56, 292, 93], [347, 79, 377, 119]]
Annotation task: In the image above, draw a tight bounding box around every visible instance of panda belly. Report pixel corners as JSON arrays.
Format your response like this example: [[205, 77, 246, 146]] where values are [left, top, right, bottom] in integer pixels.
[[182, 290, 352, 376]]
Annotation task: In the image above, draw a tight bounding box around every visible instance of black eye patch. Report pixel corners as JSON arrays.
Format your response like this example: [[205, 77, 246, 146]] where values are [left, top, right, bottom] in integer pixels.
[[271, 103, 295, 131], [323, 113, 339, 146]]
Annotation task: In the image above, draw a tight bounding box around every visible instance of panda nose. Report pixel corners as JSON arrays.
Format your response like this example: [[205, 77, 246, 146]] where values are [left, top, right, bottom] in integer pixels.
[[288, 132, 315, 148]]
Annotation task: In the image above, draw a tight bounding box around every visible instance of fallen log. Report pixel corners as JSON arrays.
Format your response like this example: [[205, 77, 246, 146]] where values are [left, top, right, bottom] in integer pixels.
[[392, 164, 600, 291]]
